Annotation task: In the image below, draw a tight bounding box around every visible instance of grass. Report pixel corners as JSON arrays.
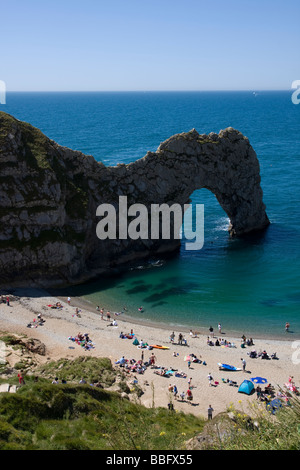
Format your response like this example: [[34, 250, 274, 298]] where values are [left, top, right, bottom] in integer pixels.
[[0, 356, 205, 450], [219, 394, 300, 450]]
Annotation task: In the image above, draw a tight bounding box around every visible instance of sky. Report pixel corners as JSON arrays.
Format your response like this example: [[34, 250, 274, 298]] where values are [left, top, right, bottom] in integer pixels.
[[0, 0, 299, 91]]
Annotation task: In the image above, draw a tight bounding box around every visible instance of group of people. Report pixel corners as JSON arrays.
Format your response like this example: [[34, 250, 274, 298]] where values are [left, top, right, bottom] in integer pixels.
[[206, 336, 236, 348], [68, 332, 95, 350], [27, 313, 45, 329], [167, 383, 214, 419], [1, 295, 10, 306], [169, 331, 188, 346]]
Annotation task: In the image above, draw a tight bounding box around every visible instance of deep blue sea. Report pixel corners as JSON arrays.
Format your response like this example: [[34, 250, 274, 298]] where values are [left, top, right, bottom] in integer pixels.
[[3, 91, 300, 339]]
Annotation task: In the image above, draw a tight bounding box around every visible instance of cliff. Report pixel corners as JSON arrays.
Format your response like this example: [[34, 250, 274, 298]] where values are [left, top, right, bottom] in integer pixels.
[[0, 111, 269, 287]]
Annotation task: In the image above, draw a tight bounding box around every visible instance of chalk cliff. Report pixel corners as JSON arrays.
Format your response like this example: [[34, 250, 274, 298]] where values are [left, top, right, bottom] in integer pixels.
[[0, 111, 269, 286]]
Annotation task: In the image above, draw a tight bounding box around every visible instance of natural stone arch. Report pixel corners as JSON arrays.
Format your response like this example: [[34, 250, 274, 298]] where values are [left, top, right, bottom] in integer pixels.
[[110, 127, 269, 237], [0, 112, 269, 286]]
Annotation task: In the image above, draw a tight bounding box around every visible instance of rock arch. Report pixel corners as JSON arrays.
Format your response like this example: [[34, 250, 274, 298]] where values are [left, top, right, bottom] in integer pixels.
[[111, 127, 269, 237], [0, 112, 269, 286]]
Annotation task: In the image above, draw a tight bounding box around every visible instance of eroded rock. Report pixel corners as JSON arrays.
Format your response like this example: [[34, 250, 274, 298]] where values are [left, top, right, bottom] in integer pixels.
[[0, 112, 269, 287]]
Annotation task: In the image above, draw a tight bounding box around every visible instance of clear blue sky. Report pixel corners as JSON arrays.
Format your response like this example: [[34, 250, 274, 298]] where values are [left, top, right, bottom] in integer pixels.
[[1, 0, 299, 91]]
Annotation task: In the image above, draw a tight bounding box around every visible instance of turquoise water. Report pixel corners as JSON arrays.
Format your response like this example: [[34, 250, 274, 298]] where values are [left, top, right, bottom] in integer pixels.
[[3, 91, 300, 339]]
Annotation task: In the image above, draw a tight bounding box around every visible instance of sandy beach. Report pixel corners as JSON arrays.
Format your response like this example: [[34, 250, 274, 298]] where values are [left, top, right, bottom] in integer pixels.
[[0, 288, 299, 419]]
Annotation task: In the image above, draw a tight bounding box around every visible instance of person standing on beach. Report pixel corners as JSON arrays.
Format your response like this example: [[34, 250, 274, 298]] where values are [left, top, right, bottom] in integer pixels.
[[208, 405, 214, 420], [285, 322, 290, 332], [186, 388, 193, 404], [150, 352, 156, 366], [67, 297, 71, 305], [218, 323, 222, 334], [241, 358, 246, 372], [209, 326, 214, 337]]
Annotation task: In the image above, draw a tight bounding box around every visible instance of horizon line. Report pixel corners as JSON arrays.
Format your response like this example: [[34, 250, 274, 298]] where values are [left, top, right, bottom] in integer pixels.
[[4, 89, 292, 93]]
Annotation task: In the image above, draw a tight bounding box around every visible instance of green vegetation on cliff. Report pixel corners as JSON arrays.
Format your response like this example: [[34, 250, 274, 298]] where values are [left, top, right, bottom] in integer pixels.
[[0, 356, 204, 450]]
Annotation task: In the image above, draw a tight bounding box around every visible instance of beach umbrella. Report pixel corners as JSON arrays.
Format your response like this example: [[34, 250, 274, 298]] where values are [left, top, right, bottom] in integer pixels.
[[251, 377, 268, 384]]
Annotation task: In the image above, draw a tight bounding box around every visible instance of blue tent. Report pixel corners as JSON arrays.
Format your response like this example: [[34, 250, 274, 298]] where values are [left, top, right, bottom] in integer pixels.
[[238, 380, 255, 395]]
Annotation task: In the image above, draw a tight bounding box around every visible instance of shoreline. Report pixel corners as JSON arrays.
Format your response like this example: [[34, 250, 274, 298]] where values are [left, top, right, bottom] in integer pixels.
[[53, 290, 298, 343], [0, 287, 299, 420]]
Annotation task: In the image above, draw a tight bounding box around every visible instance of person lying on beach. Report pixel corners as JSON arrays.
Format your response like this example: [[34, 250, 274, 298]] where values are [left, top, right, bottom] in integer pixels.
[[189, 330, 198, 338], [115, 356, 126, 365], [190, 354, 202, 363], [107, 319, 118, 327], [175, 371, 187, 378], [154, 368, 168, 376]]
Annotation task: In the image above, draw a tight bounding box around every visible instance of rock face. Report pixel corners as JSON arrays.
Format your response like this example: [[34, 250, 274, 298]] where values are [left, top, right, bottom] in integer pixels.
[[0, 111, 269, 287]]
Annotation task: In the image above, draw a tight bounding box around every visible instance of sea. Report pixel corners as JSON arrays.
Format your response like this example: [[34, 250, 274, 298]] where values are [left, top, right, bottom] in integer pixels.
[[3, 91, 300, 339]]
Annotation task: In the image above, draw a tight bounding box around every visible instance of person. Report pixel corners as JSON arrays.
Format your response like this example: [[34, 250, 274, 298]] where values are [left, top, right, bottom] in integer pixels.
[[207, 405, 214, 420], [241, 358, 246, 371], [218, 323, 222, 334], [17, 372, 25, 385], [107, 311, 111, 321], [168, 402, 174, 411], [207, 373, 213, 386], [150, 353, 156, 366], [178, 333, 183, 345], [173, 384, 178, 398], [170, 331, 175, 343], [256, 385, 262, 400], [186, 388, 193, 404], [187, 360, 191, 369], [6, 296, 10, 306], [285, 322, 290, 332], [209, 326, 214, 337], [67, 297, 71, 305], [180, 391, 185, 401], [115, 356, 126, 365]]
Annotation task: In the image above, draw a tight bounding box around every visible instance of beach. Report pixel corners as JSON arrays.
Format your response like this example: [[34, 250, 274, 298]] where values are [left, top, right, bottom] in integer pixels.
[[0, 288, 299, 419]]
